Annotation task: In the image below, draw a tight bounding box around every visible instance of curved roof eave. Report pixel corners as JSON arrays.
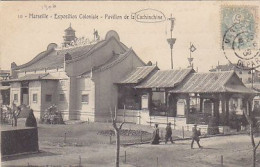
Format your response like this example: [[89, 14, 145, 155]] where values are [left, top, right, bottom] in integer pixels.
[[66, 36, 128, 64], [80, 48, 134, 77], [13, 49, 55, 70]]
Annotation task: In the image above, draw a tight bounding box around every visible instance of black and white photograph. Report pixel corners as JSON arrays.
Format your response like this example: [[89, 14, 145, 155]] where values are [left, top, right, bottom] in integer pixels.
[[0, 1, 260, 166]]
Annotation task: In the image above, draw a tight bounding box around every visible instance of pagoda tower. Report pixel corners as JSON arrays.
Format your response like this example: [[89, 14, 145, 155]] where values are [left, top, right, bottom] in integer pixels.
[[63, 24, 76, 47]]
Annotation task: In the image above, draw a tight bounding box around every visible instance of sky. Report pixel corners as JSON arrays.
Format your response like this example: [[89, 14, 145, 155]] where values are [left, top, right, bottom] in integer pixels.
[[0, 1, 259, 72]]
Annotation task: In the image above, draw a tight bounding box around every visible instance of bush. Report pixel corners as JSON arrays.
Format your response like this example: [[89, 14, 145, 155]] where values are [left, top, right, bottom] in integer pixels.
[[229, 111, 240, 131], [1, 105, 11, 124], [208, 117, 219, 135], [40, 105, 64, 124]]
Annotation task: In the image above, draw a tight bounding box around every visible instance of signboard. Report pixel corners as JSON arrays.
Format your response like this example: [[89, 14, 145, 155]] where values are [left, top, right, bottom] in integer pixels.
[[141, 94, 148, 109]]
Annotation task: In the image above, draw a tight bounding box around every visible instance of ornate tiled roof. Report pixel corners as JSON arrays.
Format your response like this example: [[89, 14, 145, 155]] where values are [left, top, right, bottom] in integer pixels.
[[135, 69, 194, 88], [13, 31, 129, 72], [171, 71, 254, 93], [80, 48, 145, 76], [116, 65, 158, 84], [5, 73, 60, 82], [15, 41, 106, 72]]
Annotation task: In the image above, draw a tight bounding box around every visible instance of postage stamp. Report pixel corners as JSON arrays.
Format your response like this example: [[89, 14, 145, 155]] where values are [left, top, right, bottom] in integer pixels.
[[221, 5, 259, 70]]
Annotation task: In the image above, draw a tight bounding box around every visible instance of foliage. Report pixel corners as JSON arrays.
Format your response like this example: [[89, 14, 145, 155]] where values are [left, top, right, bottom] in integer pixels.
[[208, 117, 219, 135], [1, 103, 21, 126], [244, 111, 260, 167], [229, 111, 240, 130], [40, 105, 64, 124], [1, 105, 12, 124]]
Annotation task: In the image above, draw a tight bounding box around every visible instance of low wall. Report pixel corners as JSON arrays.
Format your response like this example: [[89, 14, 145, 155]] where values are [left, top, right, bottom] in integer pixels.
[[1, 127, 39, 157], [117, 109, 150, 125]]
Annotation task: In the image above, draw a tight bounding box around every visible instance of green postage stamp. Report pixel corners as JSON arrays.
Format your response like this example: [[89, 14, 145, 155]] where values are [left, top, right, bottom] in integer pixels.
[[221, 6, 259, 70]]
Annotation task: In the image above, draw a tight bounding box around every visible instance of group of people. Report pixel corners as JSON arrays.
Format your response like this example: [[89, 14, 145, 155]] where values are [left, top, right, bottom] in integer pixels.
[[151, 122, 202, 149]]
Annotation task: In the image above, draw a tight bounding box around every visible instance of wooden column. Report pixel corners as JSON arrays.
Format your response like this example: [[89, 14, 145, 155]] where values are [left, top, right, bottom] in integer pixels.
[[248, 97, 254, 116], [242, 97, 248, 114], [200, 98, 204, 113], [221, 96, 226, 125], [213, 99, 220, 125], [186, 95, 190, 118], [225, 96, 230, 126], [165, 91, 168, 107], [173, 96, 177, 117], [168, 93, 176, 117], [148, 90, 153, 116], [165, 91, 169, 123]]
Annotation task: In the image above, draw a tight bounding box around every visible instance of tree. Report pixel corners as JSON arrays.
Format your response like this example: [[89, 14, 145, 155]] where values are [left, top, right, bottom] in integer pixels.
[[244, 111, 260, 167], [110, 107, 125, 167]]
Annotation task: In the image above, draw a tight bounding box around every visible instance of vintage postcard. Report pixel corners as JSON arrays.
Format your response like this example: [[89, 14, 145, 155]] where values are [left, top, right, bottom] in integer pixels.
[[0, 1, 260, 167]]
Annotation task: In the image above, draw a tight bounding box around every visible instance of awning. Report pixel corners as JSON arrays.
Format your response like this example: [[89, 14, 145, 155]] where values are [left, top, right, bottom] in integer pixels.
[[116, 65, 158, 84], [170, 71, 255, 94], [135, 69, 194, 88]]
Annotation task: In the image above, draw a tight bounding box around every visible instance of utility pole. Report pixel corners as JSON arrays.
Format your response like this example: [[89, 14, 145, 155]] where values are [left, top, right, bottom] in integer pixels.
[[167, 14, 176, 69]]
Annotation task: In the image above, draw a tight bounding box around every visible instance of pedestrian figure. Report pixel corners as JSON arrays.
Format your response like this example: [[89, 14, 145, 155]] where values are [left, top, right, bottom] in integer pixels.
[[25, 109, 37, 127], [191, 124, 202, 149], [165, 122, 174, 144], [151, 124, 160, 145]]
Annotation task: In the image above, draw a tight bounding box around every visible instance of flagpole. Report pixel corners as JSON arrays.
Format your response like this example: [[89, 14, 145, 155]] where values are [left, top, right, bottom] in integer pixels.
[[188, 42, 196, 69], [170, 14, 173, 69], [167, 14, 176, 70], [190, 42, 193, 69], [190, 42, 191, 59]]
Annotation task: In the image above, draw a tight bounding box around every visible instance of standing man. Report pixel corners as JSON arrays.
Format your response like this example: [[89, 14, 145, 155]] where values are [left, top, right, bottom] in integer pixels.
[[191, 124, 202, 149], [165, 122, 174, 144]]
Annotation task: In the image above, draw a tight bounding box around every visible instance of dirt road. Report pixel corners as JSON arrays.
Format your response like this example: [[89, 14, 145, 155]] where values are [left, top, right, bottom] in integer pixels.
[[2, 134, 259, 167]]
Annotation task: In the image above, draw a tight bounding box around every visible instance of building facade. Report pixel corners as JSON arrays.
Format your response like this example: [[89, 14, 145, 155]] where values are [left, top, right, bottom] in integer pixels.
[[4, 27, 146, 122], [209, 63, 260, 84], [116, 67, 255, 132]]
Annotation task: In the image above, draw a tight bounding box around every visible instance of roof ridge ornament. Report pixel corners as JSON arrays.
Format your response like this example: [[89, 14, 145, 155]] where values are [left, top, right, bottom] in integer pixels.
[[56, 36, 103, 50]]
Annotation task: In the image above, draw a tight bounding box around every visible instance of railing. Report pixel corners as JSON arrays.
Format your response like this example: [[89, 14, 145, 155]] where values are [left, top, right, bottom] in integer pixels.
[[187, 112, 212, 125]]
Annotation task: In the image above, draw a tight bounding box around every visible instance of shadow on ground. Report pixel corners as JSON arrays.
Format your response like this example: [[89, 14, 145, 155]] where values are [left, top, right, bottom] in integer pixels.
[[2, 150, 58, 161]]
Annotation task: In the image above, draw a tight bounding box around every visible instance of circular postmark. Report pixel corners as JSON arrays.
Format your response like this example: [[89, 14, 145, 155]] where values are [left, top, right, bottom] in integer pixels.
[[222, 23, 260, 70]]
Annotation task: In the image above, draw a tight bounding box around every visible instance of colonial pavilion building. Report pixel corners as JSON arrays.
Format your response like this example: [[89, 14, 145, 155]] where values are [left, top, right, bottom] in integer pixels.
[[2, 26, 256, 132], [5, 26, 146, 122]]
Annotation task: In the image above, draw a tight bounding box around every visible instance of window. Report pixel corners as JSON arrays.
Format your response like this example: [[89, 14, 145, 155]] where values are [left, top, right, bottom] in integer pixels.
[[45, 94, 52, 102], [81, 94, 89, 103], [14, 94, 18, 102], [33, 94, 37, 103], [59, 94, 65, 101], [248, 71, 252, 74]]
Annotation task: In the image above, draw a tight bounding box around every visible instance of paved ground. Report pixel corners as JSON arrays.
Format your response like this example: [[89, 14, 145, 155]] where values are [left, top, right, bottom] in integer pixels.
[[1, 121, 260, 167]]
